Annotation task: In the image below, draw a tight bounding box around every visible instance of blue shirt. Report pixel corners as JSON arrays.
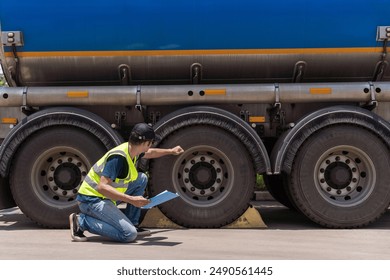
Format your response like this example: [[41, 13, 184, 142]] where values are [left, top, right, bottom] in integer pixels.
[[102, 155, 128, 181]]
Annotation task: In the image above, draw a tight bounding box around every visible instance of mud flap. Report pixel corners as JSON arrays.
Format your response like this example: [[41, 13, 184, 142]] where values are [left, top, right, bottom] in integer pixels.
[[0, 177, 16, 210]]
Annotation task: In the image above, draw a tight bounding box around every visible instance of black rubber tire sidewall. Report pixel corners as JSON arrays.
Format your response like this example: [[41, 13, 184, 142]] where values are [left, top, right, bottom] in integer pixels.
[[264, 174, 296, 210], [149, 125, 256, 228], [289, 125, 390, 228], [10, 127, 107, 228]]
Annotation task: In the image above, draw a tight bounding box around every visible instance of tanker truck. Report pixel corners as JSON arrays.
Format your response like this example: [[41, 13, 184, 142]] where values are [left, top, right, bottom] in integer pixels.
[[0, 0, 390, 229]]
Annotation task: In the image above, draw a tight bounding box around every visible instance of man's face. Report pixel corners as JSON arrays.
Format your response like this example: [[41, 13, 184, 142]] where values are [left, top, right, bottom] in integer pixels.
[[141, 140, 153, 152], [129, 140, 154, 155]]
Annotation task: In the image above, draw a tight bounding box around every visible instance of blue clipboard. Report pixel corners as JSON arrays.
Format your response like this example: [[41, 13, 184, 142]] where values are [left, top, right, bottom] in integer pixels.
[[141, 190, 179, 209]]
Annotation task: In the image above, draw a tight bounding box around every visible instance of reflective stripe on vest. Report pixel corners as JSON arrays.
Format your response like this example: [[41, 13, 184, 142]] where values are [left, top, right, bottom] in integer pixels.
[[78, 142, 138, 199]]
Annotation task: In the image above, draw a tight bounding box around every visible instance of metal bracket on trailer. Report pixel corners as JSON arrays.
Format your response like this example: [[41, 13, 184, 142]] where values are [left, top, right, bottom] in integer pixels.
[[135, 85, 142, 111], [268, 84, 285, 130], [376, 26, 390, 42], [1, 31, 24, 46], [20, 87, 37, 116], [374, 29, 388, 81], [273, 84, 281, 109], [21, 87, 28, 107], [20, 87, 35, 115], [362, 82, 378, 110]]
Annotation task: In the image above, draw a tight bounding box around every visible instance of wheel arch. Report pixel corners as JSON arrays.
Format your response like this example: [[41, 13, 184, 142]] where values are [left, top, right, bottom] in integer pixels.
[[271, 105, 390, 175], [0, 107, 123, 178], [153, 106, 271, 175]]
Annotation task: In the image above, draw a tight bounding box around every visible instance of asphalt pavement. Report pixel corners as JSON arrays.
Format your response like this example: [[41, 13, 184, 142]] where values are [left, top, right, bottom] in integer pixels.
[[1, 199, 390, 260]]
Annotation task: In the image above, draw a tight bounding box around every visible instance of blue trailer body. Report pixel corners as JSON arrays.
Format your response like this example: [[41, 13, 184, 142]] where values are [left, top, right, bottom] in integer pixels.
[[0, 0, 388, 51]]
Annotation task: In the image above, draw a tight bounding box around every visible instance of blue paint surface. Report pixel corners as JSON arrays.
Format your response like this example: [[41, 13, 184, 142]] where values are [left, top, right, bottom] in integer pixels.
[[0, 0, 388, 52]]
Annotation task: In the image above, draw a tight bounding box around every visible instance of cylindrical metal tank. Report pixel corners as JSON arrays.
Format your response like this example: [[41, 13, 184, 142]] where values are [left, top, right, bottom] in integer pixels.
[[0, 0, 389, 85]]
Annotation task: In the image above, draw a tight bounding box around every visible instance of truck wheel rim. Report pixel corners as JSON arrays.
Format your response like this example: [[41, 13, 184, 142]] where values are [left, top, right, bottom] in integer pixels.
[[315, 145, 376, 207], [172, 145, 234, 207], [31, 146, 89, 208]]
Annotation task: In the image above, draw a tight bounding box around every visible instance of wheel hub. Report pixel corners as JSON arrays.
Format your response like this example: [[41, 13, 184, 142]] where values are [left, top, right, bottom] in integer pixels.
[[54, 162, 82, 191], [181, 153, 224, 198], [189, 162, 217, 189], [318, 154, 360, 197], [324, 162, 352, 189], [46, 154, 88, 199]]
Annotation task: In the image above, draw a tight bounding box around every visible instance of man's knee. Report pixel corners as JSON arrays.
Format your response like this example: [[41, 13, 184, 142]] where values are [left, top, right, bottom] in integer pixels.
[[120, 227, 138, 243], [138, 172, 148, 185]]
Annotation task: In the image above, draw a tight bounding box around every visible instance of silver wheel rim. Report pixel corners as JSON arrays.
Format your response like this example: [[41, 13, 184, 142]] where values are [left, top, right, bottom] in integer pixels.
[[31, 146, 90, 208], [314, 145, 376, 207], [172, 145, 234, 207]]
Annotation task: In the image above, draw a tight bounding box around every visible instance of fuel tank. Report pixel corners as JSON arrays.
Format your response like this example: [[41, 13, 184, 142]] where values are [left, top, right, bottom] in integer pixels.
[[0, 0, 389, 86]]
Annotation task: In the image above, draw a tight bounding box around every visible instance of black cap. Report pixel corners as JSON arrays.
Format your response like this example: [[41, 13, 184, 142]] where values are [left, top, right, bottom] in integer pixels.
[[131, 123, 156, 141]]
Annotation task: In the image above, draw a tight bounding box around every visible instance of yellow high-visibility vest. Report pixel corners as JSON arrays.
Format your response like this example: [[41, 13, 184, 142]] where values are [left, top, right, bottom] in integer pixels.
[[78, 142, 138, 201]]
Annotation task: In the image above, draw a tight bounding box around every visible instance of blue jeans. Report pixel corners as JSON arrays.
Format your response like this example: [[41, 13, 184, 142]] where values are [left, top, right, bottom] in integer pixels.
[[77, 172, 148, 243]]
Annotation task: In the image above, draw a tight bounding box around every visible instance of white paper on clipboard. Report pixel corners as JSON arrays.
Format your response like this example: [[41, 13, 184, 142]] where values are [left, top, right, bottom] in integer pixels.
[[141, 190, 179, 209]]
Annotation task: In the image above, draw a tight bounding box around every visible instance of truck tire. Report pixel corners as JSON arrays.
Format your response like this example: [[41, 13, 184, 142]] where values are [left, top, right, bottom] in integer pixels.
[[9, 127, 106, 228], [289, 125, 390, 228], [0, 177, 16, 210], [149, 125, 256, 228]]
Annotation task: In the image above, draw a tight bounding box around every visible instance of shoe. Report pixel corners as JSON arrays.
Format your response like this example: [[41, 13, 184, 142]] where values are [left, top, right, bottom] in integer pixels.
[[69, 213, 88, 242], [136, 227, 151, 236]]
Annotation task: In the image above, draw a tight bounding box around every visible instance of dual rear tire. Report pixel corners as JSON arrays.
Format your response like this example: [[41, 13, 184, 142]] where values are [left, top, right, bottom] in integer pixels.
[[9, 127, 106, 228], [289, 125, 390, 228], [149, 125, 256, 228]]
